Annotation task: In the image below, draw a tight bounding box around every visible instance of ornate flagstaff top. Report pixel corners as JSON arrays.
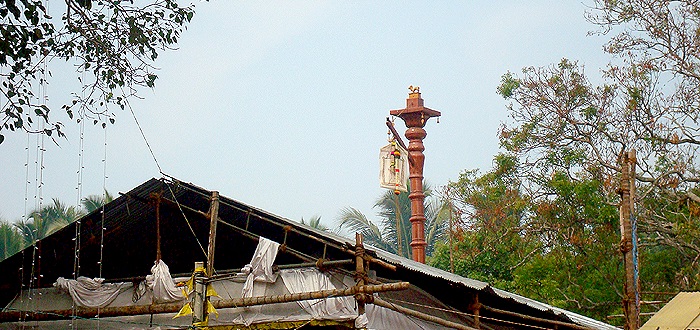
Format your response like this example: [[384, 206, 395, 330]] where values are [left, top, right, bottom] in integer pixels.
[[390, 86, 441, 128]]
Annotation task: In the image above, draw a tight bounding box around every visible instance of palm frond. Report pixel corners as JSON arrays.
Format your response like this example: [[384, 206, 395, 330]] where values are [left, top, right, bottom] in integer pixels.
[[337, 207, 393, 252]]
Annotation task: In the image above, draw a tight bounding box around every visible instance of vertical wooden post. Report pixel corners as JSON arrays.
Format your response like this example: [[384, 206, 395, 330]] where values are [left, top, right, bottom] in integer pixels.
[[156, 193, 162, 261], [620, 150, 639, 330], [630, 150, 640, 326], [390, 87, 441, 263], [355, 233, 367, 329], [192, 261, 206, 324], [470, 292, 481, 329], [206, 191, 220, 276], [448, 193, 454, 274]]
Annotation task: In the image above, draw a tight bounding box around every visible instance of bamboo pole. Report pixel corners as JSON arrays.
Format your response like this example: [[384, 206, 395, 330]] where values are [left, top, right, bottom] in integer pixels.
[[155, 192, 162, 261], [105, 259, 355, 284], [372, 297, 478, 330], [355, 233, 367, 323], [192, 261, 206, 324], [206, 191, 220, 276], [0, 282, 409, 322], [212, 282, 409, 309]]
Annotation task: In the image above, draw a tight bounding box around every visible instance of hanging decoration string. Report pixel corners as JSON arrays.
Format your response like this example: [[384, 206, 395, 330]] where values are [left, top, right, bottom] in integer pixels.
[[71, 67, 88, 329], [19, 84, 32, 323], [99, 125, 107, 279], [27, 1, 49, 317]]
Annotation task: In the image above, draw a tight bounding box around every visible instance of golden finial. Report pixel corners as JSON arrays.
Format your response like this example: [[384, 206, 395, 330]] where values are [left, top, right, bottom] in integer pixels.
[[408, 85, 420, 94]]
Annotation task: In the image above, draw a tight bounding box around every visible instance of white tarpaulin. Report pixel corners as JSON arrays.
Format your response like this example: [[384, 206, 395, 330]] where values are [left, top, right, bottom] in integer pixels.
[[240, 237, 280, 298], [145, 259, 184, 303], [53, 277, 130, 308]]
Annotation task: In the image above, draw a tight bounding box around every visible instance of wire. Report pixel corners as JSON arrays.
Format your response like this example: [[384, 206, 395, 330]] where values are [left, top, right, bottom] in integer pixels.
[[119, 93, 208, 259], [163, 181, 208, 258], [122, 91, 162, 174]]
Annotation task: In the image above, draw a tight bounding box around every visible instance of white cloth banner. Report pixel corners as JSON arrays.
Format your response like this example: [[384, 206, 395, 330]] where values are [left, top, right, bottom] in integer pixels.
[[241, 237, 280, 298], [146, 259, 184, 303], [54, 277, 130, 308]]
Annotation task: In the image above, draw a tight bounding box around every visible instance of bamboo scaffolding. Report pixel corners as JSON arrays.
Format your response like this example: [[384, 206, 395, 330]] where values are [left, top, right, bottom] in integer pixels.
[[127, 184, 398, 273], [158, 178, 397, 271], [0, 282, 409, 322]]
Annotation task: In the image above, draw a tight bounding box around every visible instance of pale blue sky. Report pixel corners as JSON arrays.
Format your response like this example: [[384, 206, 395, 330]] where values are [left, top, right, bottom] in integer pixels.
[[1, 1, 609, 229]]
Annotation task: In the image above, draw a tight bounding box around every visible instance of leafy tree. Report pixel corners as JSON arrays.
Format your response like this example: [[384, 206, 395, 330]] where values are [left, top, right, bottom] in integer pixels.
[[431, 155, 538, 289], [337, 182, 446, 259], [0, 0, 196, 143], [497, 0, 700, 260], [432, 153, 628, 322]]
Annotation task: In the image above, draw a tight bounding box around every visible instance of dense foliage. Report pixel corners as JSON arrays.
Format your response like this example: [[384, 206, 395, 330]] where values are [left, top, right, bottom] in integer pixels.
[[432, 0, 700, 325]]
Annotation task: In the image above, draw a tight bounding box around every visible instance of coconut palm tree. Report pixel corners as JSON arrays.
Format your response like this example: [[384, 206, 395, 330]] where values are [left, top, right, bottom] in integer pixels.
[[81, 190, 114, 214], [0, 220, 23, 261], [337, 182, 447, 259], [300, 215, 329, 231], [17, 198, 83, 245]]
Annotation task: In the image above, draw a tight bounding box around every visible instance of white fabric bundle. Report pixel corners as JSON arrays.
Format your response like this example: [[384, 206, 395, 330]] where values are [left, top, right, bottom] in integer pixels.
[[146, 259, 184, 303], [241, 237, 280, 298], [54, 277, 130, 308]]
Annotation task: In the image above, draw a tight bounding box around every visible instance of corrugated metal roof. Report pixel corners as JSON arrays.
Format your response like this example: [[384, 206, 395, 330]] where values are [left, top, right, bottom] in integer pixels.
[[369, 249, 617, 329], [373, 249, 489, 290], [641, 292, 700, 330], [491, 288, 618, 330]]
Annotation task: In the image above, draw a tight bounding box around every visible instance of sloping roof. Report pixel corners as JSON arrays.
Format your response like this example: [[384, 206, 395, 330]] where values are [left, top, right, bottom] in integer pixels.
[[0, 176, 616, 329], [640, 292, 700, 330]]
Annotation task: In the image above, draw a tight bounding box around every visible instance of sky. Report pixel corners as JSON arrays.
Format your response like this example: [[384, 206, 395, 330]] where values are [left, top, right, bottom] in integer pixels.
[[0, 1, 611, 230]]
